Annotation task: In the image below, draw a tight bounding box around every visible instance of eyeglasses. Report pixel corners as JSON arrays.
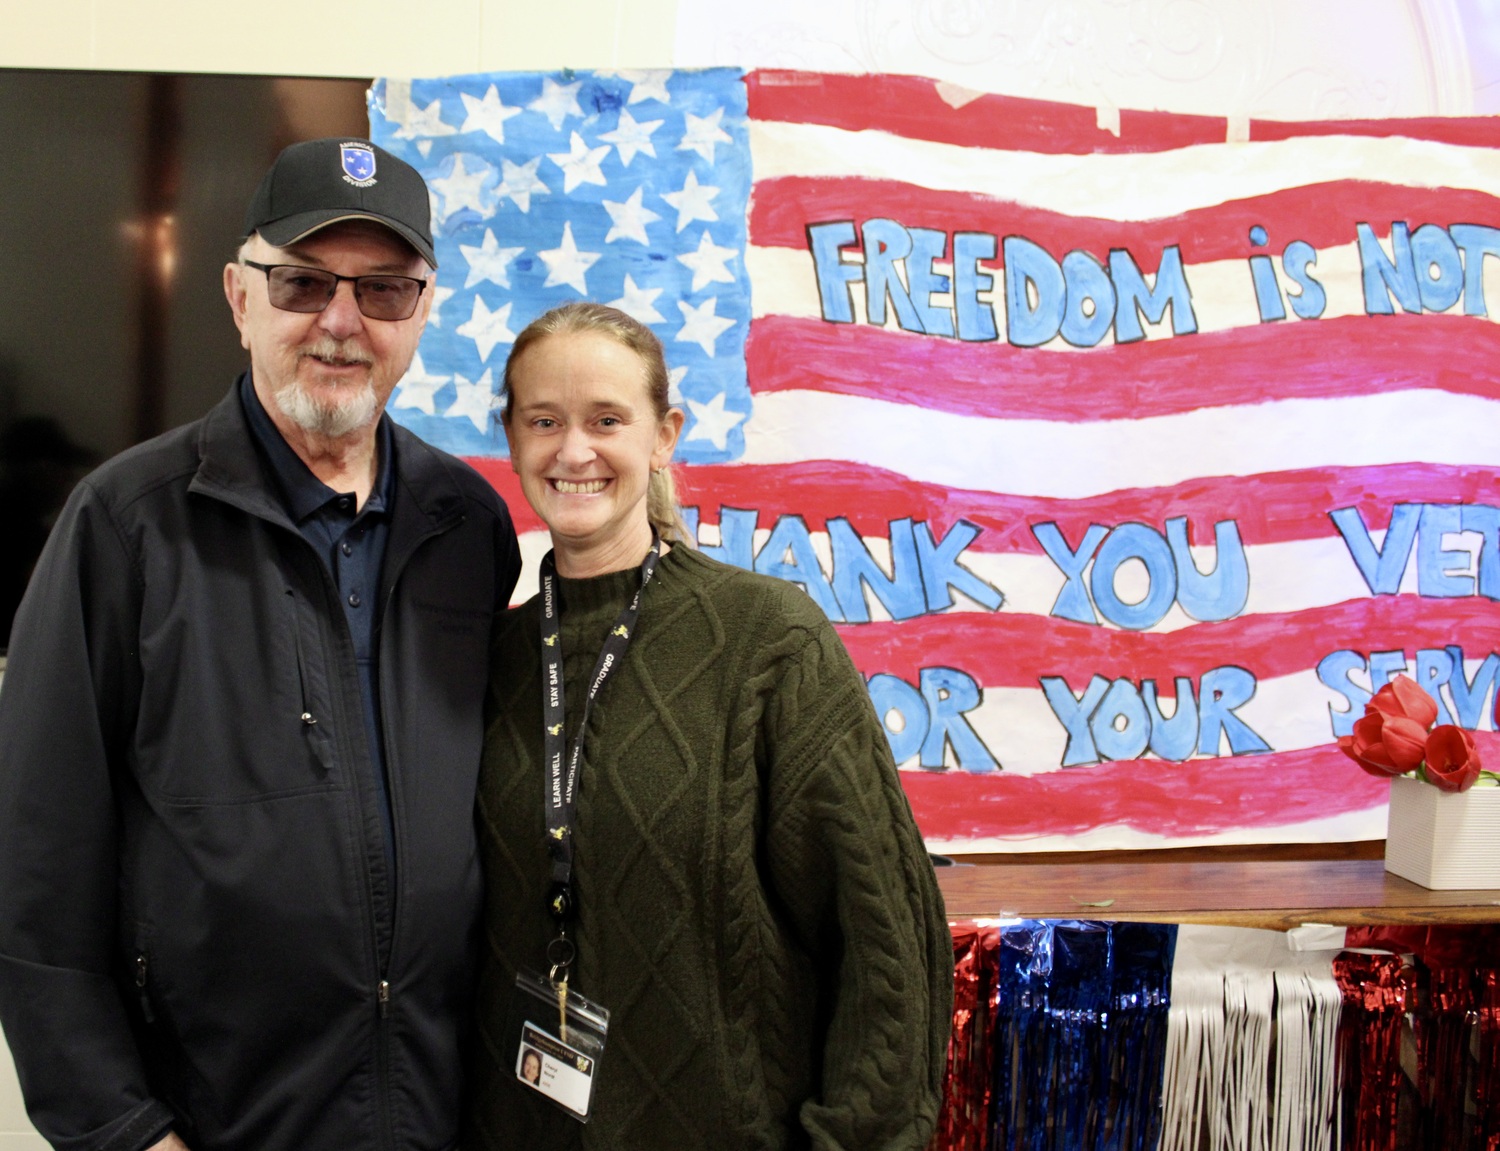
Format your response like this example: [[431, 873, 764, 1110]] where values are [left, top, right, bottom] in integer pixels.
[[243, 260, 428, 321]]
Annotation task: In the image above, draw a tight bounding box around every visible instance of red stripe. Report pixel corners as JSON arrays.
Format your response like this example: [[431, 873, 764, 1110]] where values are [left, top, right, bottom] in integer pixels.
[[744, 313, 1500, 421], [749, 175, 1500, 266], [749, 70, 1241, 154], [471, 457, 1498, 550], [654, 460, 1496, 550], [747, 69, 1500, 154], [1249, 116, 1500, 149], [836, 596, 1500, 687], [900, 743, 1417, 842]]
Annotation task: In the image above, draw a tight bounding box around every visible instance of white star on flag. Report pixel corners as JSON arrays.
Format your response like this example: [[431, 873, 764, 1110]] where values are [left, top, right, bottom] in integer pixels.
[[608, 274, 665, 323], [661, 170, 719, 233], [392, 353, 450, 415], [392, 97, 457, 140], [547, 132, 611, 193], [616, 69, 672, 105], [456, 296, 517, 362], [599, 109, 662, 166], [667, 365, 688, 404], [602, 187, 661, 245], [425, 284, 454, 328], [459, 229, 524, 289], [497, 157, 549, 213], [431, 154, 491, 221], [675, 296, 735, 356], [685, 391, 745, 449], [678, 108, 732, 164], [529, 78, 584, 130], [539, 223, 601, 294], [676, 230, 738, 292], [444, 370, 500, 433], [459, 84, 522, 144]]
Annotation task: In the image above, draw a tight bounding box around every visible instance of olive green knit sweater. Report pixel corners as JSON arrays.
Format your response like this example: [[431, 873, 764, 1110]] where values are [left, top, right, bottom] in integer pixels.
[[468, 545, 950, 1151]]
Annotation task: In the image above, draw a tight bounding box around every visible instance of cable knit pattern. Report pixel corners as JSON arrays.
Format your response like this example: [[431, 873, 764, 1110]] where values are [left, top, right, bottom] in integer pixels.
[[469, 546, 951, 1151]]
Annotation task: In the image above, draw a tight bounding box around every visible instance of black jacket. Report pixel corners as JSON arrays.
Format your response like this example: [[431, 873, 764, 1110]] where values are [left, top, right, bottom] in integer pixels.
[[0, 383, 521, 1151]]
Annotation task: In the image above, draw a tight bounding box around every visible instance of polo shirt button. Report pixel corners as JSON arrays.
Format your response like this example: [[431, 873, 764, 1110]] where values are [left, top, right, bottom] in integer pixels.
[[341, 542, 353, 556], [348, 592, 361, 608]]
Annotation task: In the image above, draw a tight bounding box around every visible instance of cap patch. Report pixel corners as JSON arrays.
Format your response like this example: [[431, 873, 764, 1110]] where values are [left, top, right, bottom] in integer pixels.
[[341, 143, 377, 187]]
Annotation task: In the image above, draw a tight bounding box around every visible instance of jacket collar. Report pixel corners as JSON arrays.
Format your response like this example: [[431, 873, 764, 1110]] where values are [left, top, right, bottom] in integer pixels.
[[189, 374, 468, 539]]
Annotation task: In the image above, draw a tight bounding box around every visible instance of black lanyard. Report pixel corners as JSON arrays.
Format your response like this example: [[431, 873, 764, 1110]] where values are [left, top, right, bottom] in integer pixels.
[[538, 537, 659, 975]]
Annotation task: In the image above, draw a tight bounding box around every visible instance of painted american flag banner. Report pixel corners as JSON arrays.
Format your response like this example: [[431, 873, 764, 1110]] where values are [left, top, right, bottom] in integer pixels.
[[369, 69, 1500, 853]]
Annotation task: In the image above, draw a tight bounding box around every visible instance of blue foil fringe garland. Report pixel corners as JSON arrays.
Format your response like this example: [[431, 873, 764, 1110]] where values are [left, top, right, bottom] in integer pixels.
[[989, 920, 1175, 1151]]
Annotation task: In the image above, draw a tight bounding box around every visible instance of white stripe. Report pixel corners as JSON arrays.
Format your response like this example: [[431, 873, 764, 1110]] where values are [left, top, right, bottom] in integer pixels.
[[739, 388, 1500, 498], [750, 119, 1500, 221]]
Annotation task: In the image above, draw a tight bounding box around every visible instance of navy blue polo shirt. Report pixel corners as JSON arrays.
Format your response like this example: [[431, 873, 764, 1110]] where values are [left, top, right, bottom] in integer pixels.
[[240, 374, 396, 871]]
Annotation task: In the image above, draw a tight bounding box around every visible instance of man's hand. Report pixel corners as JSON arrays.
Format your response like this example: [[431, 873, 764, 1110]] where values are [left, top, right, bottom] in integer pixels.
[[149, 1133, 191, 1151]]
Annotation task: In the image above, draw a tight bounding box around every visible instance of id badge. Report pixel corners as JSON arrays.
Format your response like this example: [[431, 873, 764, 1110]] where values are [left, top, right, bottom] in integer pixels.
[[507, 968, 609, 1122]]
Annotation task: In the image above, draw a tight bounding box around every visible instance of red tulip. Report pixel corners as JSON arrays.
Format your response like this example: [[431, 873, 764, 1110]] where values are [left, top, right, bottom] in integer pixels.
[[1368, 675, 1439, 730], [1339, 711, 1425, 777], [1423, 725, 1482, 793]]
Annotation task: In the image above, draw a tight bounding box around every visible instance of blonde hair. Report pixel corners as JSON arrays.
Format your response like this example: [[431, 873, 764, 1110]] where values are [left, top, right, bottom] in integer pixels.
[[503, 302, 693, 546]]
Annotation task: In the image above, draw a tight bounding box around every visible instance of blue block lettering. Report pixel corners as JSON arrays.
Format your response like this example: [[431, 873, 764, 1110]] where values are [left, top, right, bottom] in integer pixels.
[[685, 506, 758, 570], [919, 667, 998, 772], [1330, 504, 1420, 595], [1196, 666, 1270, 755], [1317, 649, 1371, 739], [1414, 647, 1457, 726], [1003, 236, 1066, 348], [908, 227, 954, 337], [954, 232, 998, 341], [1089, 678, 1152, 761], [1033, 521, 1107, 624], [1089, 522, 1177, 630], [1416, 504, 1473, 596], [1166, 516, 1249, 622], [806, 221, 861, 324], [1142, 678, 1200, 761], [1249, 253, 1286, 322], [861, 219, 922, 332], [1449, 223, 1500, 317], [1461, 504, 1500, 599], [1368, 649, 1409, 693], [1447, 646, 1500, 729], [1411, 223, 1464, 313], [867, 673, 930, 766], [828, 517, 926, 623], [1282, 240, 1327, 319], [753, 515, 841, 619], [1042, 674, 1109, 767], [1059, 250, 1116, 347], [1358, 222, 1420, 315], [914, 519, 1003, 612], [1110, 244, 1198, 343]]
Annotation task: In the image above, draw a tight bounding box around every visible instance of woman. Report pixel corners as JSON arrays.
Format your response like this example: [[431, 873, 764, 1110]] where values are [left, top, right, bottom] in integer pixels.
[[469, 302, 951, 1150]]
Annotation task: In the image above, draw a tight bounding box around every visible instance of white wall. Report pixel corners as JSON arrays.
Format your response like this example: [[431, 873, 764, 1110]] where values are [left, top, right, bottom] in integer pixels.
[[0, 0, 679, 77]]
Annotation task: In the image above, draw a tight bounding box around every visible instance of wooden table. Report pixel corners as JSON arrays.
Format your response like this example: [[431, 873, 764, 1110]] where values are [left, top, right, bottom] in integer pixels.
[[936, 859, 1500, 930]]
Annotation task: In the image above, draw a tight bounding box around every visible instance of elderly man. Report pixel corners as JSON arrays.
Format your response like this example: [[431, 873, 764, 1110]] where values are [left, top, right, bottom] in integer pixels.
[[0, 139, 520, 1151]]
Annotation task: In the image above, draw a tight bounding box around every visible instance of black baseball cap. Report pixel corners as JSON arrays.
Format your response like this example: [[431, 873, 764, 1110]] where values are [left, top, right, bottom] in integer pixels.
[[243, 138, 437, 268]]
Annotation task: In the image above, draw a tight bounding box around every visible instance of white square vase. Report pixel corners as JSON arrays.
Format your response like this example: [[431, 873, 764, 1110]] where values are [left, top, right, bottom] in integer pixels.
[[1384, 775, 1500, 889]]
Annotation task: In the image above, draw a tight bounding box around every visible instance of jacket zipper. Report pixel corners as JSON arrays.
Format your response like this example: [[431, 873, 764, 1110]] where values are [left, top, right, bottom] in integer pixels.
[[368, 518, 460, 1151]]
